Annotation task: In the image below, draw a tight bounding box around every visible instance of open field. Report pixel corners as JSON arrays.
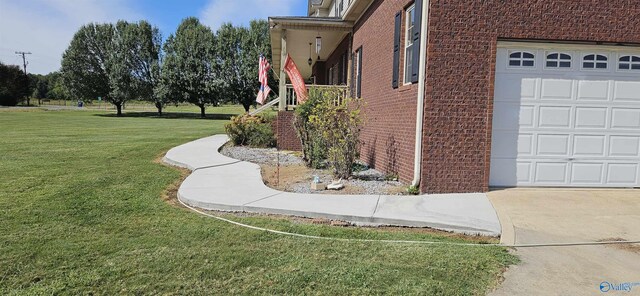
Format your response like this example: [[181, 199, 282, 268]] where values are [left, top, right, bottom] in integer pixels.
[[19, 99, 274, 115], [0, 109, 516, 295]]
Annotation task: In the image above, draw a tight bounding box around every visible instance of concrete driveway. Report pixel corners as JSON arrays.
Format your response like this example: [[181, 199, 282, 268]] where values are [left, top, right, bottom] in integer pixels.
[[488, 189, 640, 296]]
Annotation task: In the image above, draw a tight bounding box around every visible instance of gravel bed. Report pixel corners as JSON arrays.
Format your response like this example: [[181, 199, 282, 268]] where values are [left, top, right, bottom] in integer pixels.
[[289, 168, 403, 195], [220, 145, 304, 166], [221, 145, 405, 195], [289, 178, 404, 195]]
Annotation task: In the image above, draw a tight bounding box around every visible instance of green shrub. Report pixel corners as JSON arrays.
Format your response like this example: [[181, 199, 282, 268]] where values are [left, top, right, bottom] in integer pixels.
[[294, 88, 364, 178], [294, 88, 327, 169], [225, 114, 275, 148], [407, 185, 420, 195]]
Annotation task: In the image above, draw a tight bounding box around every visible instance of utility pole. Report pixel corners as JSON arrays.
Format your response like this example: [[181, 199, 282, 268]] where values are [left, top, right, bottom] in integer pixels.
[[15, 51, 32, 106], [15, 51, 31, 75]]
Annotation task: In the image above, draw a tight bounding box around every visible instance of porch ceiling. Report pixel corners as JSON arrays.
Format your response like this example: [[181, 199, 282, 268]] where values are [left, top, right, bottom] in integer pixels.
[[270, 17, 352, 79]]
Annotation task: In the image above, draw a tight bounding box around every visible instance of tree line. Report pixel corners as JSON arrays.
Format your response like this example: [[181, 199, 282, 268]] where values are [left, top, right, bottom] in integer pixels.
[[0, 65, 68, 107], [0, 17, 275, 115]]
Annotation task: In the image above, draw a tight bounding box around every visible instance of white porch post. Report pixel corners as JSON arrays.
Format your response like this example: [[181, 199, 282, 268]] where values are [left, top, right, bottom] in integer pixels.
[[278, 30, 287, 111]]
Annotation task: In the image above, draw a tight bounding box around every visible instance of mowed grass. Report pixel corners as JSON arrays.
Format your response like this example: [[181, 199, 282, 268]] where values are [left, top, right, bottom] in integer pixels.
[[0, 109, 517, 295]]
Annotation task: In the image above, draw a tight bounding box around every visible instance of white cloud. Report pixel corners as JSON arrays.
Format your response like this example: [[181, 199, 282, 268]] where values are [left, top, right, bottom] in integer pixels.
[[200, 0, 297, 31], [0, 0, 143, 74]]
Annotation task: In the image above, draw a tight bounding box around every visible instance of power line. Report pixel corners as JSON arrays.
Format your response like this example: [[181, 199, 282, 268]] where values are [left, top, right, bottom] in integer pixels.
[[15, 51, 32, 75]]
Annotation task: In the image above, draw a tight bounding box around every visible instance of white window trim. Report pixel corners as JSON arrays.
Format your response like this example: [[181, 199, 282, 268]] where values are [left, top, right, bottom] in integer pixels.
[[581, 53, 609, 71], [617, 53, 640, 72], [507, 50, 536, 69], [544, 51, 573, 70], [403, 4, 416, 85]]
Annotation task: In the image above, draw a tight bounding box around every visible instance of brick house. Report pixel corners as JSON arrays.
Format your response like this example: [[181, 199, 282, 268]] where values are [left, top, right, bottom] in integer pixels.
[[268, 0, 640, 194]]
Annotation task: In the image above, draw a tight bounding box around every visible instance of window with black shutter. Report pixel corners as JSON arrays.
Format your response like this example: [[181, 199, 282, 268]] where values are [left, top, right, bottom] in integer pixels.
[[410, 0, 423, 83], [355, 46, 363, 98], [392, 11, 402, 88]]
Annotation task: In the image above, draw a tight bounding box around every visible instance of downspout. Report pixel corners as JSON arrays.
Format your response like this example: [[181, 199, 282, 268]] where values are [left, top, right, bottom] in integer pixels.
[[412, 0, 429, 187]]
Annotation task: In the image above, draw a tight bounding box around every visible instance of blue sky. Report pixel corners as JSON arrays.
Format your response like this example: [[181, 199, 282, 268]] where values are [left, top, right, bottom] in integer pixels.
[[0, 0, 308, 74]]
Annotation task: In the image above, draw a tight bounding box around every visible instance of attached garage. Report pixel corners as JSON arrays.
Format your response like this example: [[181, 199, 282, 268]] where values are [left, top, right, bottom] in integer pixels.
[[490, 42, 640, 188]]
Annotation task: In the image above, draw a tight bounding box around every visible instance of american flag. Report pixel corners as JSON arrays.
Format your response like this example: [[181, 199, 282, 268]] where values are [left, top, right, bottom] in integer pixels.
[[256, 54, 271, 105]]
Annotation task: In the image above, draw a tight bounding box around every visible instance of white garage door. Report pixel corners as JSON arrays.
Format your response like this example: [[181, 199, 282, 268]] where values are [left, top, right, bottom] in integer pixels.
[[491, 42, 640, 187]]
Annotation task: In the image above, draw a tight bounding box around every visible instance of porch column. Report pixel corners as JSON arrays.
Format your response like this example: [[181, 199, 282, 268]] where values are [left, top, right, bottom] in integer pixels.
[[278, 30, 287, 111]]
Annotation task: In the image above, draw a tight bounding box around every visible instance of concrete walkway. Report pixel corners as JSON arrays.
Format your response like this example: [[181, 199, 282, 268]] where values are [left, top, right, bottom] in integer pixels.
[[164, 135, 501, 236]]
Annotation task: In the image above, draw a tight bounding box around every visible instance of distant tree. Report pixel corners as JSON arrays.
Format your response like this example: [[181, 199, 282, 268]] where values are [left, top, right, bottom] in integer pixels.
[[30, 74, 49, 104], [129, 21, 165, 115], [216, 20, 275, 112], [162, 17, 222, 117], [61, 21, 163, 116], [0, 62, 30, 106], [106, 21, 141, 115], [61, 23, 115, 112], [45, 72, 68, 101]]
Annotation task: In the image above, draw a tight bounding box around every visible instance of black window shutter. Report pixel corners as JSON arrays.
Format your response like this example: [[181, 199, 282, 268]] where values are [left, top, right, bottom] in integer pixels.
[[411, 0, 423, 83], [350, 52, 355, 97], [357, 48, 363, 98], [392, 11, 402, 89]]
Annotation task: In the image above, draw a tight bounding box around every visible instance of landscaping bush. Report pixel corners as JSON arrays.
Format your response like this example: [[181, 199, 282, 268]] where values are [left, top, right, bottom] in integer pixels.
[[294, 88, 364, 178], [294, 89, 327, 168], [225, 114, 275, 148]]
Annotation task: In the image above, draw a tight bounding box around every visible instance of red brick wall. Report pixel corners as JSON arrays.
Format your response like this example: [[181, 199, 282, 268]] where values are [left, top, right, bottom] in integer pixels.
[[353, 0, 419, 184], [421, 0, 640, 193], [276, 111, 302, 151]]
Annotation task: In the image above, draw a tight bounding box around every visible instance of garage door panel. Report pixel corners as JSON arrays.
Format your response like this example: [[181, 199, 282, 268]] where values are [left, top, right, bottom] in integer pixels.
[[490, 159, 518, 186], [491, 43, 640, 188], [537, 135, 570, 156], [577, 80, 610, 101], [535, 163, 568, 183], [575, 107, 607, 128], [493, 104, 535, 129], [614, 81, 640, 102], [573, 135, 606, 156], [491, 133, 534, 158], [539, 106, 572, 128], [611, 108, 640, 129], [609, 136, 640, 157], [490, 160, 533, 186], [495, 77, 537, 101], [518, 134, 535, 156], [606, 164, 638, 184], [541, 79, 573, 100], [571, 163, 604, 184]]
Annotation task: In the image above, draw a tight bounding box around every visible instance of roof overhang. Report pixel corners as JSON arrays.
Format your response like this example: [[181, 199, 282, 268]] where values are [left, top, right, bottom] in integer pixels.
[[342, 0, 375, 22], [269, 17, 353, 78], [269, 17, 353, 31]]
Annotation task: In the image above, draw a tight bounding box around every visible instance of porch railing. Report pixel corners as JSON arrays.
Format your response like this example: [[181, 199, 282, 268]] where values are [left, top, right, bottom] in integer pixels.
[[285, 84, 349, 109]]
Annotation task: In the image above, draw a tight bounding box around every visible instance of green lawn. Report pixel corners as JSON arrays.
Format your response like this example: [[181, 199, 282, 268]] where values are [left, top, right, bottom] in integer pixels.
[[0, 109, 516, 295]]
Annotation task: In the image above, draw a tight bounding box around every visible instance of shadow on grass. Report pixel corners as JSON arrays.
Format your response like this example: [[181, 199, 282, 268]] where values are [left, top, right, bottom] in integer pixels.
[[95, 112, 236, 120]]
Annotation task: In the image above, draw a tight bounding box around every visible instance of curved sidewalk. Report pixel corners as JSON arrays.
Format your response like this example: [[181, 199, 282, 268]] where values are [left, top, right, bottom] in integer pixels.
[[164, 135, 501, 236]]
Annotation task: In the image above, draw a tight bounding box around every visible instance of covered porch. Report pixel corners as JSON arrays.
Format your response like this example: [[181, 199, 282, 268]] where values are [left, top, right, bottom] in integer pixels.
[[269, 17, 353, 110]]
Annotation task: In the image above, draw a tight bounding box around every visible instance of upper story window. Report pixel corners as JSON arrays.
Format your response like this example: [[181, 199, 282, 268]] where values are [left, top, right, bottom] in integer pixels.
[[509, 51, 535, 67], [582, 54, 608, 69], [403, 4, 416, 84], [546, 52, 572, 68], [619, 55, 640, 70]]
